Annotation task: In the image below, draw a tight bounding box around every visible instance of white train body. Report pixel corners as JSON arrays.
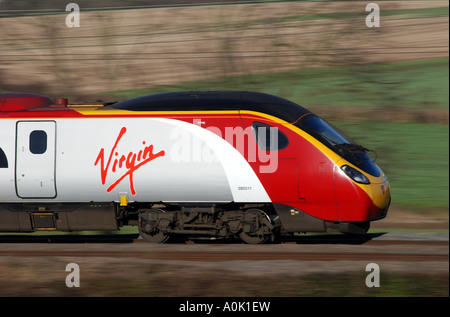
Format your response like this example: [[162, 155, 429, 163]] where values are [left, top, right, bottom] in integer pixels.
[[1, 118, 270, 204]]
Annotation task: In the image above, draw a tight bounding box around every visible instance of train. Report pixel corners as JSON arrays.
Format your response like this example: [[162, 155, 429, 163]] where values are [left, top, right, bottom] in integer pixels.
[[0, 91, 391, 243]]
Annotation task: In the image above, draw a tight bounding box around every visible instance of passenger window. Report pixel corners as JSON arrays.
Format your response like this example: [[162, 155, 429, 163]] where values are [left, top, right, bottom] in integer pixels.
[[0, 147, 7, 168], [251, 121, 289, 151], [29, 130, 47, 154]]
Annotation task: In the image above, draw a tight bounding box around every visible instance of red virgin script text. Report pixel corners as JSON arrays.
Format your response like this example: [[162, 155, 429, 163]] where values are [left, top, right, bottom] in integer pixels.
[[95, 127, 165, 195]]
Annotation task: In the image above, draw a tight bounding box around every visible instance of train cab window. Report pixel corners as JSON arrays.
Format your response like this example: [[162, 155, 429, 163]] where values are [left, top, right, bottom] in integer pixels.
[[299, 115, 355, 146], [0, 147, 7, 168], [251, 121, 289, 151], [29, 130, 47, 154]]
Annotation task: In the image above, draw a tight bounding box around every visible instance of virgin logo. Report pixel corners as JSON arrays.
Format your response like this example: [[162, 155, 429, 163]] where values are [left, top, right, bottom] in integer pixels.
[[94, 127, 165, 195]]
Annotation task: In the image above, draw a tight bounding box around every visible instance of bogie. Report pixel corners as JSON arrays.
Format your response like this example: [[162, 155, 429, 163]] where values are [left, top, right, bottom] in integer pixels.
[[138, 208, 170, 243], [136, 205, 279, 244], [238, 209, 276, 244]]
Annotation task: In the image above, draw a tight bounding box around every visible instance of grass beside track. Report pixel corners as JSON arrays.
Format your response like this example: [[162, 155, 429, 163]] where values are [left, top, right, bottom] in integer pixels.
[[105, 58, 449, 111]]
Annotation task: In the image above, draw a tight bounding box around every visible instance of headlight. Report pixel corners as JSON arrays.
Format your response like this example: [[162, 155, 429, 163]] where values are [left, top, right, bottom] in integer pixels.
[[341, 165, 370, 184]]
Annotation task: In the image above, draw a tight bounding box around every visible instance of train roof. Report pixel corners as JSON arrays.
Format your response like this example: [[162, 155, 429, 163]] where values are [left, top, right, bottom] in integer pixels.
[[0, 91, 312, 123], [111, 91, 311, 123]]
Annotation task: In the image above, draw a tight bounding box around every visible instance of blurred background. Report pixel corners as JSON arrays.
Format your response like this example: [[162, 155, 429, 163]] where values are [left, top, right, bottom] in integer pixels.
[[0, 0, 448, 296], [1, 0, 447, 221]]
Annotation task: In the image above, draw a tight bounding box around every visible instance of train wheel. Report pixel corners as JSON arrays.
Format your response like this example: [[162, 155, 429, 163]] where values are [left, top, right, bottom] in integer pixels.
[[138, 225, 169, 243], [238, 209, 272, 244], [138, 209, 170, 243]]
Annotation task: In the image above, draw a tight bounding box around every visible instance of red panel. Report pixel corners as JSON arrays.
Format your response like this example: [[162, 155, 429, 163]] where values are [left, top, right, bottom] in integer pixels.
[[0, 93, 53, 111], [334, 170, 373, 221], [296, 144, 338, 221], [240, 112, 340, 221], [239, 115, 301, 203], [249, 158, 299, 202]]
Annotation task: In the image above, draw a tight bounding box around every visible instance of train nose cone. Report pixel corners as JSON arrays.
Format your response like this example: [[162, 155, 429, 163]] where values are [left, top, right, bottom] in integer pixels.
[[369, 176, 391, 219]]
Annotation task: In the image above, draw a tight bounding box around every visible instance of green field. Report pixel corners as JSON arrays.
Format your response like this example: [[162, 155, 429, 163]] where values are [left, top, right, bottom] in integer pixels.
[[106, 58, 449, 111]]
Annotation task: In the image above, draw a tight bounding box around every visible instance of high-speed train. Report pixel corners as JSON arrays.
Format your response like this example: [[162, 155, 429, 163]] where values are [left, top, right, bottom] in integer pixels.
[[0, 91, 390, 243]]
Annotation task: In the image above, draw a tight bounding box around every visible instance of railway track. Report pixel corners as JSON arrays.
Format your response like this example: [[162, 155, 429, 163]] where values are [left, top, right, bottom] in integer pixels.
[[0, 233, 447, 262], [0, 231, 447, 244], [0, 249, 447, 262]]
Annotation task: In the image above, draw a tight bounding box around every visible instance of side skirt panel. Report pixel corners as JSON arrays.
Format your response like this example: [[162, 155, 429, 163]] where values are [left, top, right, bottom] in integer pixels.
[[0, 203, 118, 232]]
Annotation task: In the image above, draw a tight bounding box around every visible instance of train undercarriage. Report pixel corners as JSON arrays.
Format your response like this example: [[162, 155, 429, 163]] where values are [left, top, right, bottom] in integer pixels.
[[132, 204, 281, 244], [0, 202, 370, 243]]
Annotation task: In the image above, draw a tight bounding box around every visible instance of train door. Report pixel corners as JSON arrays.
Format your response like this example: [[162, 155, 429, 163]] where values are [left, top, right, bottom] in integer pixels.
[[15, 121, 56, 198]]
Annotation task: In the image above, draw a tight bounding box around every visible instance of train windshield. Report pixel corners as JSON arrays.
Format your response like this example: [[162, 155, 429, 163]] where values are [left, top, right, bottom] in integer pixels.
[[299, 115, 356, 146], [296, 115, 382, 177]]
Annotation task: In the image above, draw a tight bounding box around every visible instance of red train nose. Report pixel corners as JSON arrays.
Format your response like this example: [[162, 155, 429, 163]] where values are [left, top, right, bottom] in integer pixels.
[[334, 166, 390, 222]]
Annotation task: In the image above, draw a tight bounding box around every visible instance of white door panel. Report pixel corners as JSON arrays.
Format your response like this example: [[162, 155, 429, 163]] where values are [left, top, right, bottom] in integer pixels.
[[16, 121, 56, 198]]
